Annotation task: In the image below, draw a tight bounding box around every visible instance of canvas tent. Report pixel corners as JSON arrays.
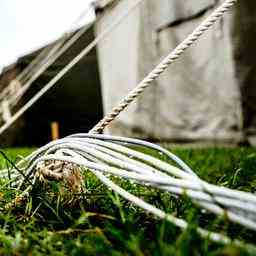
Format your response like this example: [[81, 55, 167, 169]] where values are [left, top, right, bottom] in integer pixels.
[[94, 0, 256, 144]]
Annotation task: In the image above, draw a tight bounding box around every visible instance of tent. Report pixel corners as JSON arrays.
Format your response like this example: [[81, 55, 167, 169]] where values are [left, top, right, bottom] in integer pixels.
[[94, 0, 256, 145]]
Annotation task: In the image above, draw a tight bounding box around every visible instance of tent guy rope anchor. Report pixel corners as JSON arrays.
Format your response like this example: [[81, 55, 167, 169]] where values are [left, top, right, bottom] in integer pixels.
[[1, 0, 254, 245]]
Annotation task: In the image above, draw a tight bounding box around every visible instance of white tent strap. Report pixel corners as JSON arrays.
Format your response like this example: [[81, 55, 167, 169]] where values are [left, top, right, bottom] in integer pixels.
[[0, 0, 144, 136], [0, 5, 93, 103], [0, 7, 94, 121], [9, 24, 92, 107], [8, 5, 95, 107], [0, 47, 50, 102]]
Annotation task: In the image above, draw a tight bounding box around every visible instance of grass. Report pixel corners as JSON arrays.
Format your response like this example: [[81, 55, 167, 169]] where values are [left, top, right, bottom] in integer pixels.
[[0, 147, 256, 255]]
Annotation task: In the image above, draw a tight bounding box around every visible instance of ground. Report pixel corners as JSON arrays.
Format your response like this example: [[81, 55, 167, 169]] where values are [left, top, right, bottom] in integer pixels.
[[0, 147, 256, 255]]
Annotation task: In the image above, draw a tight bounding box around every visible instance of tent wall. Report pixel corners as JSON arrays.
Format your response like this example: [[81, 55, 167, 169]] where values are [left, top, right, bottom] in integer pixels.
[[95, 0, 246, 143], [95, 0, 143, 136]]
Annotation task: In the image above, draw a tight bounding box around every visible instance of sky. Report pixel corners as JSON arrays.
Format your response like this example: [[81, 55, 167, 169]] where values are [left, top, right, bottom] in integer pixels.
[[0, 0, 95, 72]]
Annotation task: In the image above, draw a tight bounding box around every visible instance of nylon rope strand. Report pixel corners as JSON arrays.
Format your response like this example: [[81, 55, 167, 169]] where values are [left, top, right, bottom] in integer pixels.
[[90, 0, 237, 134], [0, 46, 52, 102], [9, 24, 91, 107]]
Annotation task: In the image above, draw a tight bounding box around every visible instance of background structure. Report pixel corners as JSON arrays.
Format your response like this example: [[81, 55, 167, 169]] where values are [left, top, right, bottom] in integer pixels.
[[1, 0, 256, 146], [95, 0, 256, 145], [0, 26, 102, 146]]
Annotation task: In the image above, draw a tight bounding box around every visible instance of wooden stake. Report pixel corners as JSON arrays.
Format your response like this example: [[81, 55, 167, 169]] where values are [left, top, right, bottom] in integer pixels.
[[51, 122, 59, 140]]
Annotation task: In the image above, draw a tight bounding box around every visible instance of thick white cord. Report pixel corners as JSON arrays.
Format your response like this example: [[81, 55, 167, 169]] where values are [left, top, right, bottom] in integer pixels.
[[1, 133, 255, 245]]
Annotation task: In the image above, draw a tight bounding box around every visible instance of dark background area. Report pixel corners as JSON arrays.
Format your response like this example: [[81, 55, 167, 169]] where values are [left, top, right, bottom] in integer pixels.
[[0, 27, 103, 147]]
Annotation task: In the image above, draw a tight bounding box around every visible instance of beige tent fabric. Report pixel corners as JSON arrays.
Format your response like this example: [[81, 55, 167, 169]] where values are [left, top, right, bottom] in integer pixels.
[[95, 0, 243, 143]]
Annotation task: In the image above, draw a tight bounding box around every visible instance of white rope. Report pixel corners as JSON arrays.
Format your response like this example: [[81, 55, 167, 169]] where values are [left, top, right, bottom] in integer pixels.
[[0, 46, 52, 102], [0, 5, 93, 111], [8, 5, 95, 107], [90, 0, 237, 133], [0, 0, 144, 135], [16, 45, 58, 85], [9, 24, 92, 107]]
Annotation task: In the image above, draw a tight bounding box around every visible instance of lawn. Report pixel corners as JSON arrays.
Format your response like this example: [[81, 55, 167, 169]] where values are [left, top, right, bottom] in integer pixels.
[[0, 147, 256, 255]]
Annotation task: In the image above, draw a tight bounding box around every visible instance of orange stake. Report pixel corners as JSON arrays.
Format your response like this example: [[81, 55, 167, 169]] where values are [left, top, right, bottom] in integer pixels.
[[51, 121, 59, 140]]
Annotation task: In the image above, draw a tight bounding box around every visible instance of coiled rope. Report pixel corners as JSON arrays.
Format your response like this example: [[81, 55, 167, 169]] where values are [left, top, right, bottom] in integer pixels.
[[1, 133, 255, 245]]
